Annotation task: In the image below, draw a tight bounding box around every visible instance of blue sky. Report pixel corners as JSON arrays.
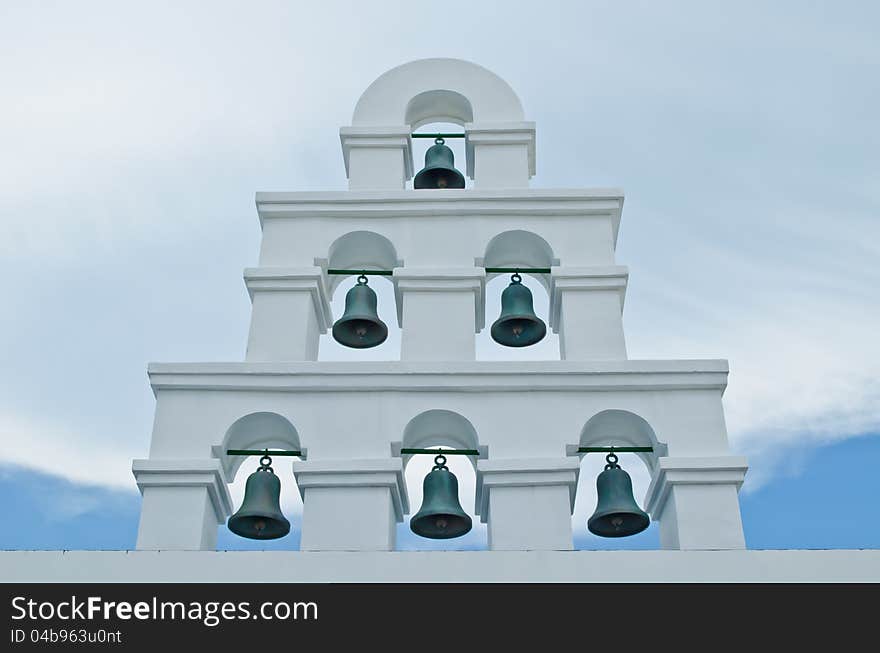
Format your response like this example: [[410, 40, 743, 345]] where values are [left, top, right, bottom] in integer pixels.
[[0, 1, 878, 551]]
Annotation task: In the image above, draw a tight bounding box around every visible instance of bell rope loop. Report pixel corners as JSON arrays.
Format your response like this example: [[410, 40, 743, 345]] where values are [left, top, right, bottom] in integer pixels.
[[604, 451, 619, 470]]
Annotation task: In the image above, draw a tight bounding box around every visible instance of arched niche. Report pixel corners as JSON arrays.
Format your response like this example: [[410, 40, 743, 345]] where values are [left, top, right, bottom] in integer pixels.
[[572, 410, 665, 548], [213, 412, 303, 482], [319, 230, 402, 295], [396, 409, 485, 471], [352, 58, 524, 126], [342, 58, 534, 189], [577, 409, 668, 472], [395, 410, 486, 550], [406, 90, 473, 129], [479, 229, 558, 292]]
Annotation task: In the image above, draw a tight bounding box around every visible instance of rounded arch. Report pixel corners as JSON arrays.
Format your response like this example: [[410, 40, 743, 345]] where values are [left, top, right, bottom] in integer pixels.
[[579, 410, 668, 472], [398, 410, 485, 550], [352, 58, 525, 126], [400, 409, 482, 471], [324, 230, 401, 295], [217, 412, 302, 481], [480, 230, 558, 292], [406, 90, 474, 129]]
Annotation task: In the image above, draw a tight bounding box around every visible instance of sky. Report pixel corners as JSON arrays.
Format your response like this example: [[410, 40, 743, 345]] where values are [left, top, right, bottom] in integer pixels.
[[0, 1, 878, 551]]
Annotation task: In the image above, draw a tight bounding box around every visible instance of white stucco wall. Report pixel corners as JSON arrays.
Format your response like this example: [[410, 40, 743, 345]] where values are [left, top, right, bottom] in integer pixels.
[[3, 550, 879, 583]]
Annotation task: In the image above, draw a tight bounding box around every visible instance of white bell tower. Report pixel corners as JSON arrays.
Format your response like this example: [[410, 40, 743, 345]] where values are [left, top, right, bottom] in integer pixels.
[[132, 58, 748, 553]]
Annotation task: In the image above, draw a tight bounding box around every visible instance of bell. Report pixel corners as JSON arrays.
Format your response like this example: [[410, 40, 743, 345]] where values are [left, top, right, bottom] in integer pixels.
[[227, 456, 290, 540], [332, 275, 388, 348], [410, 455, 472, 539], [413, 137, 465, 189], [490, 273, 547, 347], [587, 453, 650, 538]]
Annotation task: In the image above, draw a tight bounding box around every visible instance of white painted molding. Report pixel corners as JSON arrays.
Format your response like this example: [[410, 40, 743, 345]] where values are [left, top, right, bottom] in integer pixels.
[[243, 267, 332, 332], [476, 458, 580, 521], [339, 126, 414, 180], [131, 459, 233, 522], [392, 267, 486, 331], [5, 550, 880, 583], [465, 121, 537, 178], [255, 189, 624, 246], [549, 265, 630, 332], [292, 458, 409, 521], [644, 456, 749, 516], [147, 360, 729, 394]]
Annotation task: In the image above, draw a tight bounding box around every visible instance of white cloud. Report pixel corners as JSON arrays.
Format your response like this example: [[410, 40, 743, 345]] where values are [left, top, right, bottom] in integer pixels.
[[0, 412, 136, 490]]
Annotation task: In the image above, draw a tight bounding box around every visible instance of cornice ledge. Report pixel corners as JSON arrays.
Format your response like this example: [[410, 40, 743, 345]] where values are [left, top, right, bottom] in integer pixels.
[[132, 459, 233, 521], [644, 456, 749, 516]]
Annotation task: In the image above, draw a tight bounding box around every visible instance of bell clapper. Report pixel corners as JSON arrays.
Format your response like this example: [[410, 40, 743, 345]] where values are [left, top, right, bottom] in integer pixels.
[[605, 454, 627, 531]]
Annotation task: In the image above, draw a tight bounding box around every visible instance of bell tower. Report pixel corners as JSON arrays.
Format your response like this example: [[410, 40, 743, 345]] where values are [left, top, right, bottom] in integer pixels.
[[132, 58, 749, 554]]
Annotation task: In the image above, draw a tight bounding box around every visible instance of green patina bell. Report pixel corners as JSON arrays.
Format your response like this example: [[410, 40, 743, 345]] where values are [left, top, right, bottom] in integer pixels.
[[413, 137, 465, 189], [588, 453, 650, 538], [410, 454, 472, 539], [228, 456, 290, 540], [332, 275, 388, 349], [491, 273, 547, 347]]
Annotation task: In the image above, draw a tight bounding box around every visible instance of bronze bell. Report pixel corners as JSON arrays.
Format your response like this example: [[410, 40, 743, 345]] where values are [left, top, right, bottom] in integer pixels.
[[410, 454, 472, 539], [587, 452, 650, 538], [228, 455, 291, 540], [332, 275, 388, 348], [491, 273, 547, 347], [413, 137, 465, 189]]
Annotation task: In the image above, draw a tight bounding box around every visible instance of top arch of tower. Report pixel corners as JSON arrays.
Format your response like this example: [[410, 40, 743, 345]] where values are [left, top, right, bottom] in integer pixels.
[[350, 57, 526, 126]]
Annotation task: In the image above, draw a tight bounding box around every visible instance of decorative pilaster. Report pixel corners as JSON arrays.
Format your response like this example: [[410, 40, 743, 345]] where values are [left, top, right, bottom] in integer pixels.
[[394, 268, 485, 361], [477, 458, 579, 550], [243, 267, 332, 361], [465, 122, 536, 188], [549, 266, 629, 360], [132, 459, 232, 551], [645, 456, 749, 550], [339, 126, 414, 190], [293, 459, 408, 551]]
